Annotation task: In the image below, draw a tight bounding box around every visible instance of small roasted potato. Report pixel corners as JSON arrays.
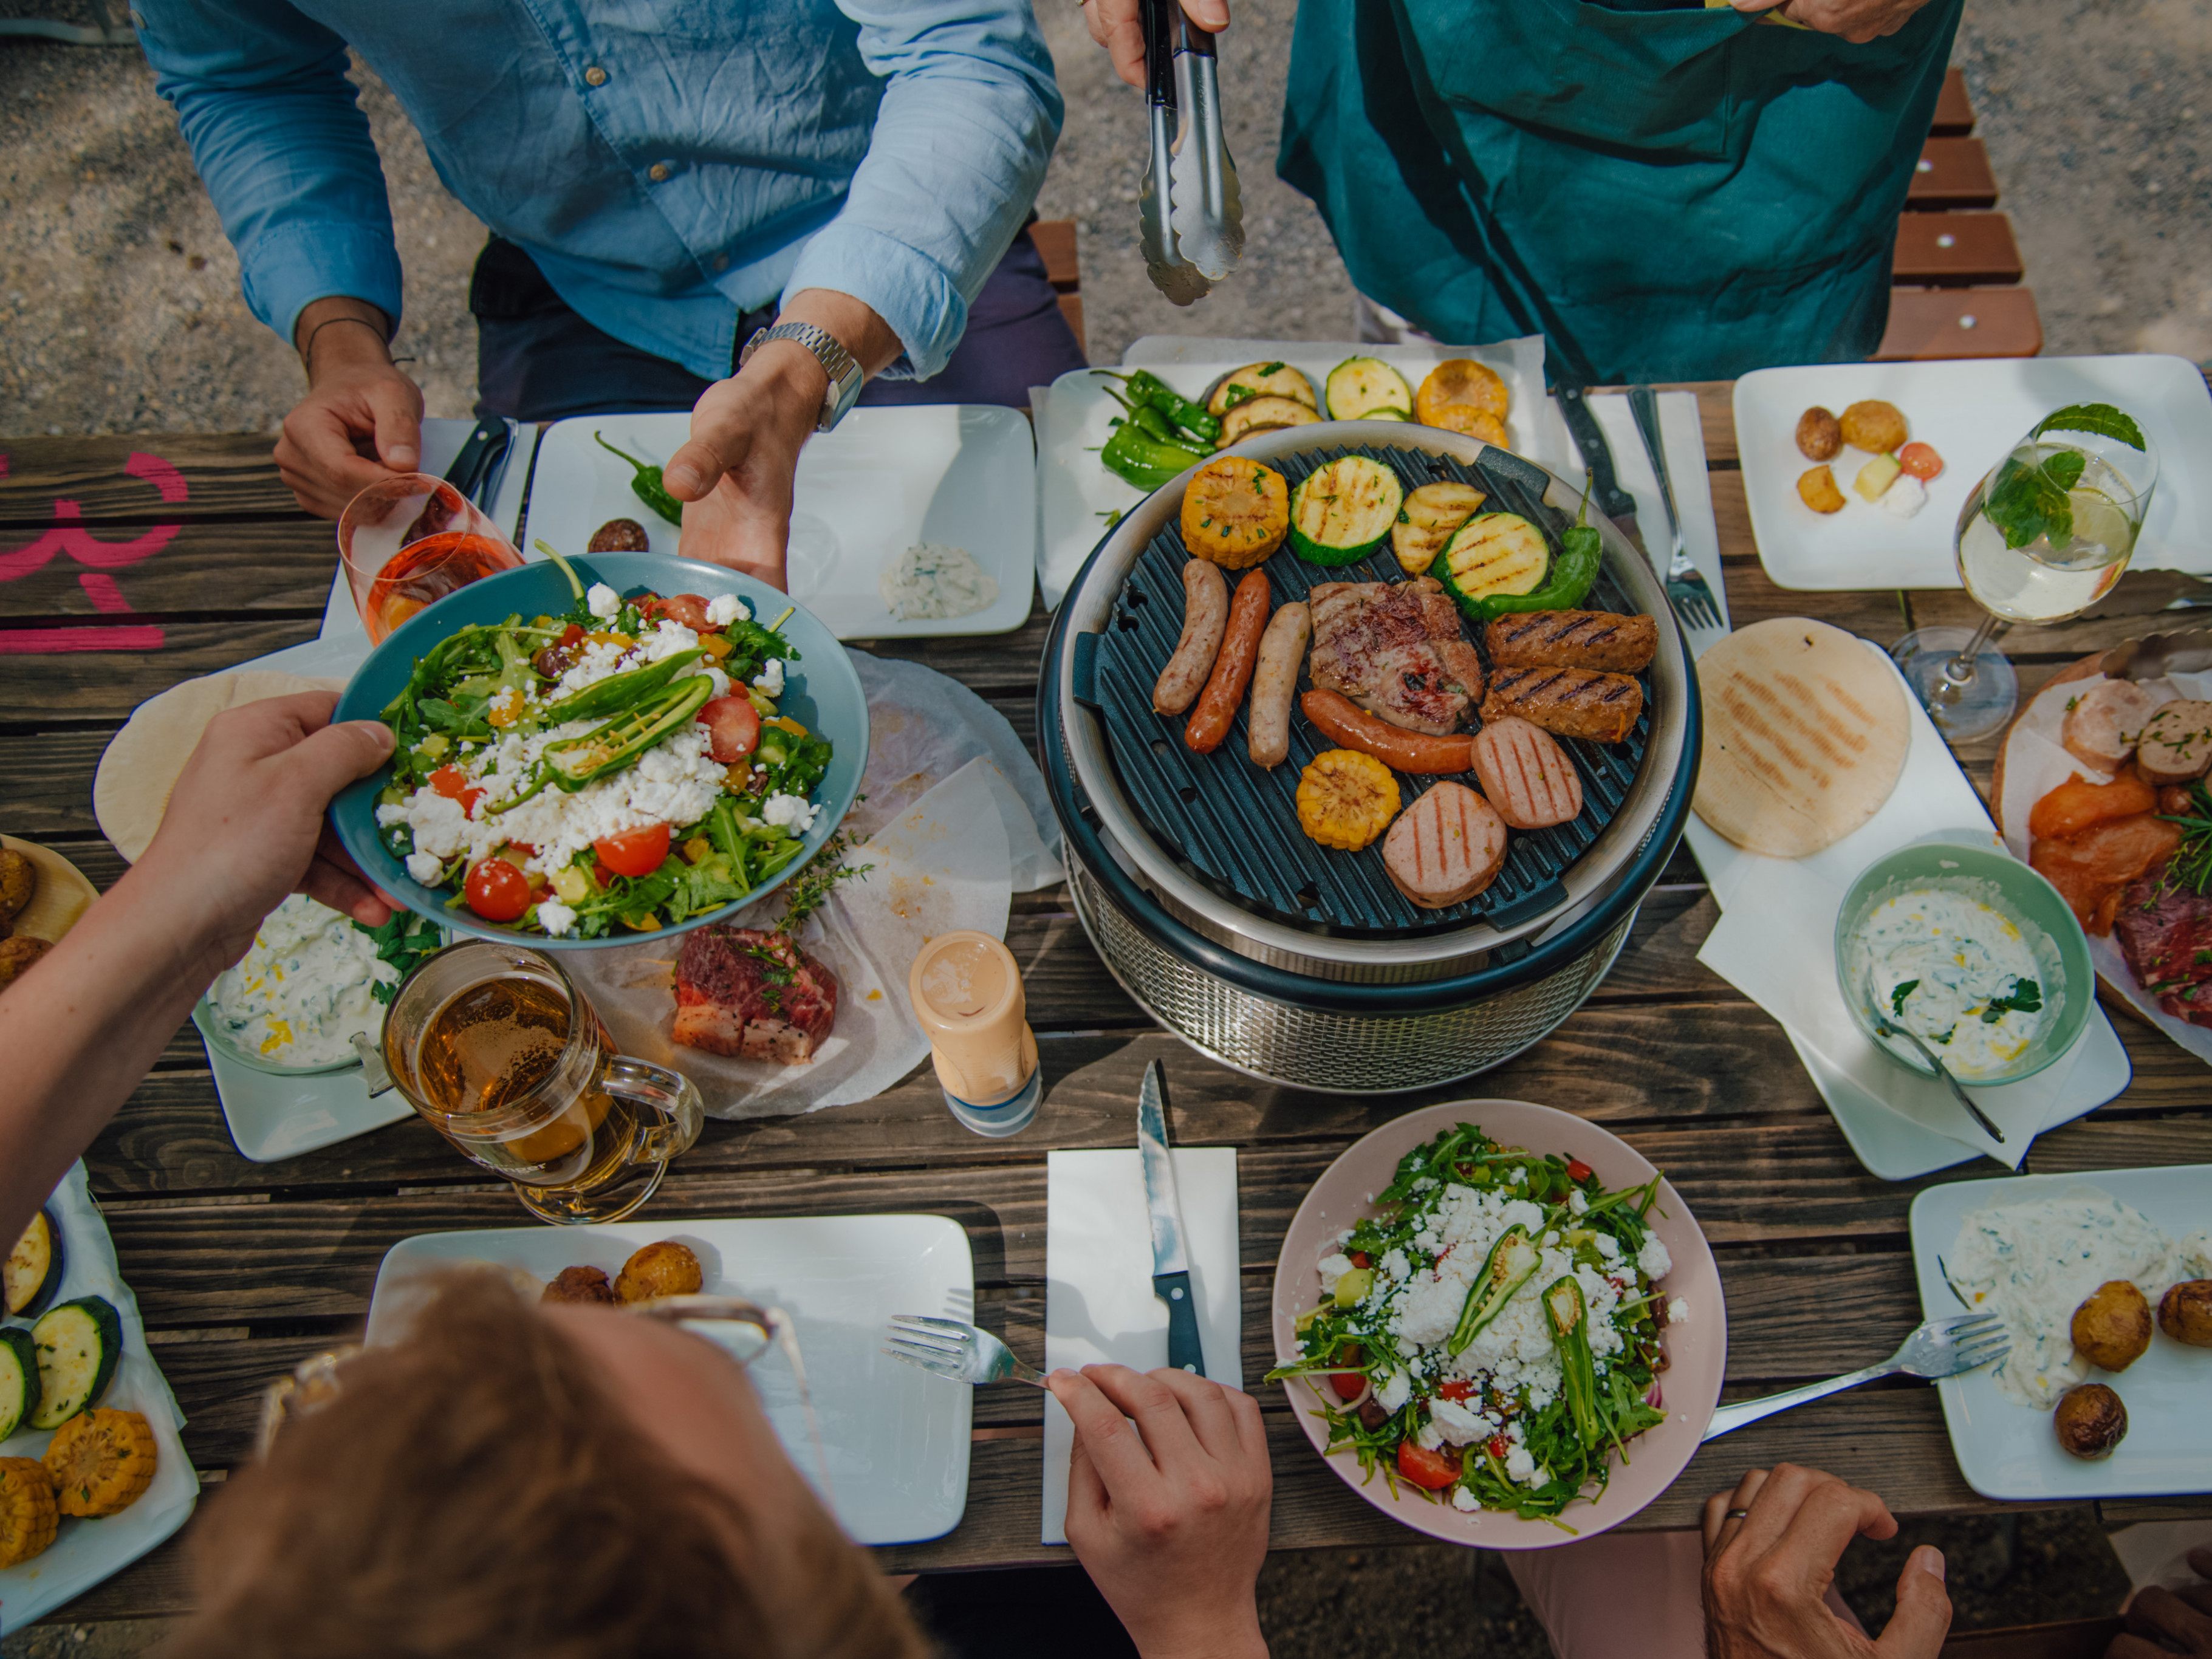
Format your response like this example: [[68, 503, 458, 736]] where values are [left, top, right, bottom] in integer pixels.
[[2159, 1279, 2212, 1347], [614, 1240, 704, 1304], [1795, 406, 1842, 462], [0, 849, 34, 926], [0, 936, 50, 990], [543, 1265, 617, 1305], [1839, 399, 1908, 454], [2072, 1279, 2154, 1372], [2053, 1381, 2128, 1459], [1798, 465, 1846, 514], [587, 518, 650, 553]]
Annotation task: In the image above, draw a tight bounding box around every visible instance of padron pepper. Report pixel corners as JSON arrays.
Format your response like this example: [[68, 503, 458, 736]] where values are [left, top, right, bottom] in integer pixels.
[[594, 431, 685, 526], [1448, 1225, 1541, 1356], [1101, 420, 1209, 493], [1476, 479, 1603, 622], [1543, 1274, 1603, 1451]]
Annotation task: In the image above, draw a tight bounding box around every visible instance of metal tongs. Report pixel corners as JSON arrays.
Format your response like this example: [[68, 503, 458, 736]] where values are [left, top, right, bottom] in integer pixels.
[[1137, 0, 1242, 305]]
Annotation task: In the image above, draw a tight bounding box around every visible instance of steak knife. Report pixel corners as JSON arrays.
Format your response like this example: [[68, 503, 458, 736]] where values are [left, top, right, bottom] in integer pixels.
[[1137, 1060, 1206, 1377], [1555, 383, 1640, 547]]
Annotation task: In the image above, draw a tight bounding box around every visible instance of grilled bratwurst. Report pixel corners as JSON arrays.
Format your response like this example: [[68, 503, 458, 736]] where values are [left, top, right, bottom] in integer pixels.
[[1484, 609, 1657, 674]]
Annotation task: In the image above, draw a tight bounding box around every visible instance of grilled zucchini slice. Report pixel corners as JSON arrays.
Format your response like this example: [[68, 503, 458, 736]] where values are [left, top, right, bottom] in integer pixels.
[[29, 1296, 122, 1429], [1288, 457, 1406, 566], [1324, 356, 1416, 422], [1215, 395, 1321, 449], [1389, 481, 1488, 576], [1181, 457, 1290, 569], [0, 1327, 38, 1440], [4, 1206, 61, 1319], [1205, 360, 1317, 417], [1433, 513, 1550, 617]]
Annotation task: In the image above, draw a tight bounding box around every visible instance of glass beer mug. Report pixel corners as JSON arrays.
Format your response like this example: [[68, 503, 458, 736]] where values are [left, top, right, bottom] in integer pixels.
[[367, 942, 703, 1225]]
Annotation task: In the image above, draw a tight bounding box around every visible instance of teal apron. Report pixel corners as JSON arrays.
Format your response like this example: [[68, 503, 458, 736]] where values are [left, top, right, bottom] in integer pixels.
[[1278, 0, 1964, 383]]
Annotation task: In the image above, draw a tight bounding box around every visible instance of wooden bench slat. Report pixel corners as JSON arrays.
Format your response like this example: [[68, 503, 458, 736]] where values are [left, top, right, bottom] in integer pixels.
[[1057, 292, 1087, 359], [1931, 66, 1975, 136], [0, 519, 334, 619], [1029, 219, 1081, 293], [1906, 137, 2001, 210], [1892, 210, 2024, 286], [0, 434, 304, 525], [1875, 286, 2043, 360]]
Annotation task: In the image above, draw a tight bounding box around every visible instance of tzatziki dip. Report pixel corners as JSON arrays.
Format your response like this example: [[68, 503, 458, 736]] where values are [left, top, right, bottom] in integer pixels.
[[1854, 886, 2046, 1078], [207, 894, 397, 1067], [878, 542, 998, 622]]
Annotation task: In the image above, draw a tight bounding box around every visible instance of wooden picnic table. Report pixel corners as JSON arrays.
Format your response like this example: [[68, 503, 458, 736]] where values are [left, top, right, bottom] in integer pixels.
[[2, 387, 2208, 1627]]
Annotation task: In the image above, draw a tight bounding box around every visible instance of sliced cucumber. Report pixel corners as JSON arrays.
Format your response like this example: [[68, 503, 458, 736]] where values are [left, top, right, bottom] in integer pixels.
[[29, 1297, 121, 1429], [1433, 512, 1550, 618], [1324, 356, 1416, 422], [0, 1327, 38, 1440], [3, 1208, 61, 1319], [1206, 360, 1317, 417], [1288, 457, 1406, 566], [1389, 481, 1488, 576], [1216, 395, 1321, 449]]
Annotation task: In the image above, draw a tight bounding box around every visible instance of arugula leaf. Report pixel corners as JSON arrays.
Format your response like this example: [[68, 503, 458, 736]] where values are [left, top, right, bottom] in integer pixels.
[[1983, 451, 2085, 550], [2033, 402, 2146, 451], [355, 912, 445, 1004], [1980, 976, 2043, 1023]]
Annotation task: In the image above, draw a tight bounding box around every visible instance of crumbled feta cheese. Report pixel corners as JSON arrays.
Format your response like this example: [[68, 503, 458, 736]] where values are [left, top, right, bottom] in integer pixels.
[[753, 657, 786, 696], [1317, 1252, 1355, 1288], [1638, 1236, 1674, 1281], [405, 849, 445, 885], [1569, 1189, 1589, 1216], [1416, 1420, 1445, 1451], [1667, 1297, 1690, 1325], [1429, 1397, 1487, 1445], [1375, 1370, 1411, 1412], [586, 582, 620, 619], [705, 592, 747, 626], [705, 665, 731, 700], [641, 618, 699, 662], [1594, 1234, 1622, 1262], [535, 900, 578, 937], [762, 791, 818, 834], [1451, 1486, 1479, 1511], [1880, 474, 1928, 519], [1379, 1248, 1412, 1283], [1504, 1444, 1537, 1484]]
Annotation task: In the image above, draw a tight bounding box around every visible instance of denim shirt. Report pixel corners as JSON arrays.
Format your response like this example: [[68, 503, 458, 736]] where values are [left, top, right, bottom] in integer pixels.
[[135, 0, 1062, 380]]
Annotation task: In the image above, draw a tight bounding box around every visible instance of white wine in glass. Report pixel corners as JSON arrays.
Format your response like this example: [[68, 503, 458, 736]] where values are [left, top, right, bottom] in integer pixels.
[[1894, 404, 2158, 741]]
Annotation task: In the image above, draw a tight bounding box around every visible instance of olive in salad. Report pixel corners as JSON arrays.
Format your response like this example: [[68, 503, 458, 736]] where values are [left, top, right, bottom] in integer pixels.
[[372, 553, 833, 939]]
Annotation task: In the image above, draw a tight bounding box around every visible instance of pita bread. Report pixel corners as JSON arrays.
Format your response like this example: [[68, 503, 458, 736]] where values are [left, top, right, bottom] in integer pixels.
[[94, 670, 343, 862], [1694, 618, 1908, 857]]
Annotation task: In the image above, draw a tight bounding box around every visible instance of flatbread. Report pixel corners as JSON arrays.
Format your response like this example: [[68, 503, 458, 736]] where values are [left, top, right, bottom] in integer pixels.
[[1693, 618, 1909, 857], [94, 670, 343, 862]]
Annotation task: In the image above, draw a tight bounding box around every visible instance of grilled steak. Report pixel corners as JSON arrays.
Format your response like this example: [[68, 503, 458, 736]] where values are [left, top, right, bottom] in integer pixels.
[[1307, 578, 1485, 735], [1485, 609, 1657, 674], [1481, 666, 1643, 744], [673, 925, 838, 1064], [2115, 867, 2212, 1025]]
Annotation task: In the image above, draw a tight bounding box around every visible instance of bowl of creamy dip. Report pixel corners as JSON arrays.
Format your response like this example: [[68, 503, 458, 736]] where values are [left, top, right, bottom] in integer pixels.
[[192, 894, 406, 1075], [1835, 841, 2094, 1085]]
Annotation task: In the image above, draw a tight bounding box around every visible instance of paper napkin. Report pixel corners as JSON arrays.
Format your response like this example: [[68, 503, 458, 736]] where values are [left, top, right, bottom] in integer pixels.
[[1041, 1148, 1241, 1545]]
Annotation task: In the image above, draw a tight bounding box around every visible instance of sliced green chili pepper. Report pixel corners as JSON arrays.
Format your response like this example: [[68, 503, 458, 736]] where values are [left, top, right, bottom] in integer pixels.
[[496, 674, 714, 809], [1101, 422, 1208, 491], [593, 431, 685, 526], [1447, 1226, 1541, 1356], [538, 648, 704, 724], [1543, 1275, 1602, 1451], [1477, 477, 1602, 621]]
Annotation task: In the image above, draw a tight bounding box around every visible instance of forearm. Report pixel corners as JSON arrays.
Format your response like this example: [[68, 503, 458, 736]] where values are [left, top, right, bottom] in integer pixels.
[[0, 869, 224, 1242], [293, 295, 392, 364]]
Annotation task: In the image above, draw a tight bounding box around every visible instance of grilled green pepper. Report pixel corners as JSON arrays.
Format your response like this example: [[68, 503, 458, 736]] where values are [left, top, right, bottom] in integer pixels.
[[593, 432, 684, 526], [496, 674, 715, 809], [1448, 1226, 1541, 1356], [1543, 1275, 1602, 1451], [1101, 421, 1209, 491], [1476, 479, 1603, 622], [538, 648, 703, 724], [1095, 369, 1222, 445]]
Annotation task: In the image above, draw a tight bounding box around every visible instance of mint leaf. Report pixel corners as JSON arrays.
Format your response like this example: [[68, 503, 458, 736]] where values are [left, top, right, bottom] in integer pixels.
[[1889, 979, 1920, 1017], [1983, 452, 2086, 550], [2045, 448, 2086, 491], [1979, 976, 2044, 1022], [2033, 402, 2146, 451]]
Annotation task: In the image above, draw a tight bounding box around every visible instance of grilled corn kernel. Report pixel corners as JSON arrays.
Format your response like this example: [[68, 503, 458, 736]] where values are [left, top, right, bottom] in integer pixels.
[[1296, 749, 1400, 850]]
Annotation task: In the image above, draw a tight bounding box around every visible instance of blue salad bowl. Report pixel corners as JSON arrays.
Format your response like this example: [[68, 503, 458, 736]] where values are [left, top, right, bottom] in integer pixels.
[[329, 552, 869, 951]]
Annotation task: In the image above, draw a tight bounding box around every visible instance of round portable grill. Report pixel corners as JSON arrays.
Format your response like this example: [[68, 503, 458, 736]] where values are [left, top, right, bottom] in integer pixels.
[[1041, 422, 1701, 1090]]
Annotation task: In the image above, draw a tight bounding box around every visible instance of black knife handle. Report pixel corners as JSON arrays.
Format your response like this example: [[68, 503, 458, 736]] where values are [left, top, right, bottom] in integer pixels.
[[1154, 1270, 1206, 1376], [1555, 384, 1637, 527], [1141, 0, 1174, 109]]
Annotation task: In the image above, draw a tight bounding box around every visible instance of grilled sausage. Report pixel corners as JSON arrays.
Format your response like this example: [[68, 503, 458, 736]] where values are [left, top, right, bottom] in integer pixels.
[[1185, 569, 1270, 754], [2061, 680, 2162, 773], [1470, 717, 1583, 829], [1301, 689, 1474, 774], [1484, 610, 1658, 674], [2134, 700, 2212, 785], [1481, 667, 1643, 745], [1153, 560, 1228, 716], [1248, 600, 1311, 768], [1382, 782, 1508, 908]]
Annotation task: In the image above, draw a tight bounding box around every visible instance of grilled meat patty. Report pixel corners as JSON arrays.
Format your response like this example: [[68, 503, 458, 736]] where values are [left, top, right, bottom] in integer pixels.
[[1307, 578, 1485, 735], [2115, 866, 2212, 1025], [1481, 666, 1643, 744], [1381, 781, 1507, 908], [673, 925, 838, 1064], [1485, 609, 1657, 674]]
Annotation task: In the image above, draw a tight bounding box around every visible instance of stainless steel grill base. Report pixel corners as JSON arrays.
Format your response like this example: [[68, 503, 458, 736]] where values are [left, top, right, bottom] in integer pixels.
[[1070, 860, 1633, 1094]]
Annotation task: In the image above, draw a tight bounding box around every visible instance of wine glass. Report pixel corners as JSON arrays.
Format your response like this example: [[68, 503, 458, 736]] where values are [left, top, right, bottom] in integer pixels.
[[1892, 408, 2159, 742], [337, 474, 522, 643]]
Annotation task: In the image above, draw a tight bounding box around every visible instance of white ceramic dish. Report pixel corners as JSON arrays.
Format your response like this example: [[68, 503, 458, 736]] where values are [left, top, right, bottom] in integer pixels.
[[198, 1033, 411, 1163], [1909, 1165, 2212, 1501], [366, 1213, 974, 1544], [1733, 354, 2212, 591], [522, 406, 1036, 640]]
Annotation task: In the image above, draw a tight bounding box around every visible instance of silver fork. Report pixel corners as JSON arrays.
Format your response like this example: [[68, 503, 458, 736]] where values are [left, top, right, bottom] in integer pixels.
[[1628, 384, 1724, 631], [884, 1315, 1047, 1389], [1702, 1313, 2007, 1441]]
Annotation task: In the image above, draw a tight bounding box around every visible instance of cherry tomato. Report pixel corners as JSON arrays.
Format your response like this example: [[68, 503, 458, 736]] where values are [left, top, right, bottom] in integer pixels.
[[1350, 1251, 1371, 1270], [1329, 1344, 1367, 1401], [1566, 1157, 1594, 1183], [557, 623, 585, 648], [593, 824, 672, 878], [650, 592, 713, 631], [699, 694, 761, 764], [429, 765, 485, 819], [1898, 442, 1945, 481], [1436, 1379, 1476, 1402], [1395, 1440, 1460, 1492], [464, 857, 533, 922], [1486, 1435, 1511, 1460]]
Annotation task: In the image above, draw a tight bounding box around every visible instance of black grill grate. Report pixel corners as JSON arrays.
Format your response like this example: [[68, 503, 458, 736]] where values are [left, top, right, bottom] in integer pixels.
[[1077, 442, 1654, 939]]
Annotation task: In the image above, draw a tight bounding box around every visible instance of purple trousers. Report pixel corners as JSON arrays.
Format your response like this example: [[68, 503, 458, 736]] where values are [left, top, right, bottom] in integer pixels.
[[471, 225, 1086, 422]]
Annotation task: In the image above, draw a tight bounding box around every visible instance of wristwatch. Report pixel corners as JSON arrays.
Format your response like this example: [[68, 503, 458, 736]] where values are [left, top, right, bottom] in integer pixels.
[[741, 321, 863, 432]]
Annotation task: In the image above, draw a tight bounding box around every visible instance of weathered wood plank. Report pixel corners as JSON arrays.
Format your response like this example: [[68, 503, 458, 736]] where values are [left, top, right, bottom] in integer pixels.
[[0, 520, 335, 618], [0, 621, 321, 717], [0, 433, 304, 524]]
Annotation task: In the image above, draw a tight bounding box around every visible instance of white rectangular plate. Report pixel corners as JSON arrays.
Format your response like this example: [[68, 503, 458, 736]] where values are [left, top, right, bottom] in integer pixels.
[[1909, 1165, 2212, 1501], [523, 406, 1036, 639], [1734, 354, 2212, 590], [366, 1213, 974, 1545], [199, 1031, 411, 1163]]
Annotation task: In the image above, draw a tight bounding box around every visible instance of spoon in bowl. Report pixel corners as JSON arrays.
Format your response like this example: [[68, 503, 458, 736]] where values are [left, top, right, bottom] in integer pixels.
[[1864, 966, 2007, 1144]]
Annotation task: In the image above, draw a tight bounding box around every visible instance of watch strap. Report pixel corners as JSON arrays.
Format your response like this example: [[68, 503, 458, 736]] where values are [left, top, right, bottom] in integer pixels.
[[741, 321, 863, 431]]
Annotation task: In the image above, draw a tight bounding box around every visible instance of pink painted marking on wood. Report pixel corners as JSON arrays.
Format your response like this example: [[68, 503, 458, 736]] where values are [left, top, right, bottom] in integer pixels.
[[125, 451, 190, 504], [0, 624, 166, 653], [78, 572, 133, 613], [0, 501, 183, 580]]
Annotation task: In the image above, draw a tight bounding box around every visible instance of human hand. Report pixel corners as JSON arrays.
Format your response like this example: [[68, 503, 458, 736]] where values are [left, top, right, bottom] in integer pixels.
[[2107, 1545, 2212, 1658], [665, 351, 821, 592], [1702, 1465, 1951, 1658], [1730, 0, 1931, 43], [136, 691, 398, 973], [275, 299, 423, 519], [1081, 0, 1229, 89], [1046, 1363, 1271, 1659]]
